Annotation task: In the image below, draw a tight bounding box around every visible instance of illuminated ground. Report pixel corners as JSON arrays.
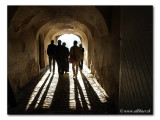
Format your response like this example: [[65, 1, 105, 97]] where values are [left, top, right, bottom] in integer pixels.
[[8, 63, 115, 114]]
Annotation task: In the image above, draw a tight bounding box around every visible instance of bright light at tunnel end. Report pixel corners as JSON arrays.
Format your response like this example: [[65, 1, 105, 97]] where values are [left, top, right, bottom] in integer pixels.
[[57, 34, 81, 49]]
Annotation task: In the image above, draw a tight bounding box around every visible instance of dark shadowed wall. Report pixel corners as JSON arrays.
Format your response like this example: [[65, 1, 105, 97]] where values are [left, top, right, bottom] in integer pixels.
[[119, 6, 153, 113]]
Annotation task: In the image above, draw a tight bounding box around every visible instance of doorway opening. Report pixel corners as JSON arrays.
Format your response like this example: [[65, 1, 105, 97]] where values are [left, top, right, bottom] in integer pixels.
[[38, 36, 42, 69], [57, 34, 81, 50]]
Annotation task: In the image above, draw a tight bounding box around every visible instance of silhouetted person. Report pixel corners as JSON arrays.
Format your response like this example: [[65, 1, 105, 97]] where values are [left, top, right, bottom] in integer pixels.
[[79, 44, 84, 70], [56, 40, 65, 75], [62, 42, 69, 73], [47, 40, 56, 73], [70, 41, 82, 78]]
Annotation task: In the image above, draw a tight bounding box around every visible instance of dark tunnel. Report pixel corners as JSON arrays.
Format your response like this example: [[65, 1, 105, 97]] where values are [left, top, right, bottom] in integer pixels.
[[7, 6, 153, 114]]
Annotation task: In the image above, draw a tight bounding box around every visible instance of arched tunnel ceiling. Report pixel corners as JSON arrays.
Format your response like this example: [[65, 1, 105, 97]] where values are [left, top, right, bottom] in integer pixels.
[[9, 6, 109, 43], [38, 16, 91, 44]]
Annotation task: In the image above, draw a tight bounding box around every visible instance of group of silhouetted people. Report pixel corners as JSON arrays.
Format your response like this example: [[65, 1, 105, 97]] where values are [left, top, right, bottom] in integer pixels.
[[47, 40, 84, 78]]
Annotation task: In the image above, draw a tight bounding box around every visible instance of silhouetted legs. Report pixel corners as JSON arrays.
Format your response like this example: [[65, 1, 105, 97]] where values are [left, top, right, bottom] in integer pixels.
[[79, 59, 83, 70], [64, 59, 69, 73], [72, 61, 79, 78], [57, 60, 65, 75], [49, 56, 55, 73], [57, 61, 62, 75], [52, 59, 55, 73]]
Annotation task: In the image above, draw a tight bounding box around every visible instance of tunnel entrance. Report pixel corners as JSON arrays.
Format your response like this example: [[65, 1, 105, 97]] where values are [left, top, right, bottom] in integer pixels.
[[8, 6, 121, 114], [57, 34, 82, 50]]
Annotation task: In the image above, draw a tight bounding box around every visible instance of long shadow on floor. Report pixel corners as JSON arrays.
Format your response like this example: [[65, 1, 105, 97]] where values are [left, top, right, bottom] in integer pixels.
[[80, 71, 115, 114], [8, 67, 50, 114], [25, 73, 52, 113], [74, 77, 89, 113], [50, 73, 70, 114], [79, 71, 105, 114], [8, 68, 115, 114]]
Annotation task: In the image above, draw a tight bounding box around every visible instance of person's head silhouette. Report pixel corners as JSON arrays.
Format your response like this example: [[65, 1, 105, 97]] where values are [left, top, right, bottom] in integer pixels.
[[51, 40, 54, 44], [62, 42, 66, 47], [73, 40, 77, 46], [79, 44, 82, 48], [58, 40, 61, 45]]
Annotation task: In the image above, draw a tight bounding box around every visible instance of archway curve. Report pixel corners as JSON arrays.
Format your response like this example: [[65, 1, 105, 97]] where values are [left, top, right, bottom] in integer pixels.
[[36, 16, 93, 43], [9, 6, 109, 69], [8, 6, 111, 93], [43, 28, 89, 66], [9, 6, 109, 44], [36, 16, 93, 67]]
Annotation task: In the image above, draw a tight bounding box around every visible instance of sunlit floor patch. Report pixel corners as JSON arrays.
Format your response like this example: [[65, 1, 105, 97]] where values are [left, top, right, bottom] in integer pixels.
[[77, 89, 83, 108], [82, 65, 109, 103], [25, 69, 51, 110], [34, 72, 53, 108], [25, 63, 108, 112], [69, 64, 109, 111], [77, 71, 91, 110], [69, 64, 91, 110], [69, 65, 76, 110], [42, 64, 59, 108], [25, 63, 59, 110]]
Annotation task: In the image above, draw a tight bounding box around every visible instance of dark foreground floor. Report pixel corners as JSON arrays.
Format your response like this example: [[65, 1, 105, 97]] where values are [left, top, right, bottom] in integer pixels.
[[8, 64, 115, 115]]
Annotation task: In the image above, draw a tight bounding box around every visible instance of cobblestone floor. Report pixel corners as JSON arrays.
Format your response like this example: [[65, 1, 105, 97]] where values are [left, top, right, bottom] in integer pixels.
[[8, 63, 115, 115]]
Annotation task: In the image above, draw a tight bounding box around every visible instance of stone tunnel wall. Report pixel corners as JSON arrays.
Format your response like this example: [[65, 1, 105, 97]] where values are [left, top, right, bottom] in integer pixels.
[[90, 7, 120, 109], [8, 25, 39, 92], [119, 6, 153, 112]]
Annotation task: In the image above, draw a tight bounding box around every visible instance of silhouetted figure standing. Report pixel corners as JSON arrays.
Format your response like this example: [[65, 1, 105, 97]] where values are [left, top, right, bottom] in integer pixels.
[[56, 40, 65, 75], [62, 42, 69, 73], [79, 44, 84, 70], [47, 40, 56, 73], [70, 41, 82, 78]]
